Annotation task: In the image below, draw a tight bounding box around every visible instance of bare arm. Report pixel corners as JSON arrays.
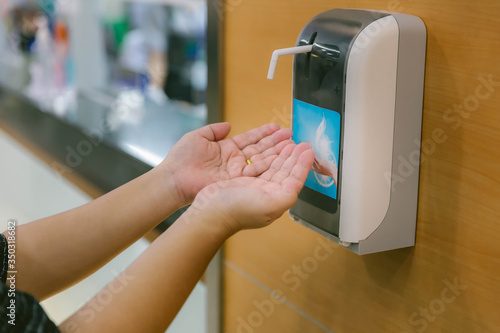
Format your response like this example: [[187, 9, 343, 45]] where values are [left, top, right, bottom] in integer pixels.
[[9, 166, 182, 300], [59, 208, 229, 332], [6, 122, 291, 301], [60, 143, 315, 332]]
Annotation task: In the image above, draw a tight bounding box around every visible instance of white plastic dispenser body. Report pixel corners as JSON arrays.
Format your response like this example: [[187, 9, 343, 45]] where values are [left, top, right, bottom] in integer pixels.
[[268, 9, 427, 254]]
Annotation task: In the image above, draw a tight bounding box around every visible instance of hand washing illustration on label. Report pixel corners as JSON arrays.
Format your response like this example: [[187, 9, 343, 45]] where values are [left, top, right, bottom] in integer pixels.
[[312, 114, 338, 189], [292, 99, 341, 199]]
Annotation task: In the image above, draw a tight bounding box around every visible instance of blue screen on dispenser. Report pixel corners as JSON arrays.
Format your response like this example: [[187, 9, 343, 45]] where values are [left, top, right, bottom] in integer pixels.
[[292, 99, 341, 199]]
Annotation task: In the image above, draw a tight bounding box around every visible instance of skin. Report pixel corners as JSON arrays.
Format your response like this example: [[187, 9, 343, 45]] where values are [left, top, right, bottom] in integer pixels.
[[312, 157, 338, 187], [61, 140, 314, 333], [2, 122, 314, 332]]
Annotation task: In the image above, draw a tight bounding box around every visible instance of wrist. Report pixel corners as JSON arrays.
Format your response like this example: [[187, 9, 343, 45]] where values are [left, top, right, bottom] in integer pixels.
[[185, 199, 239, 239], [149, 163, 186, 211]]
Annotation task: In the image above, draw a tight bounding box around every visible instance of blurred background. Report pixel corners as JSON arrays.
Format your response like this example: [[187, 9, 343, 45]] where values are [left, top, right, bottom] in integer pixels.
[[0, 1, 211, 332], [0, 0, 207, 117]]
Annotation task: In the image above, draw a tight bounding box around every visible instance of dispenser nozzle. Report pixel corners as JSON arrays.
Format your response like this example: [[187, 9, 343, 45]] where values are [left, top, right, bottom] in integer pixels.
[[267, 45, 313, 80]]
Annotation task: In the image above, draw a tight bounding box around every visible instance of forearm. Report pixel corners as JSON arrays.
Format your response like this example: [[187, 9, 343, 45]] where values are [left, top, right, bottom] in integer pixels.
[[60, 208, 231, 333], [13, 165, 183, 300], [58, 139, 314, 332]]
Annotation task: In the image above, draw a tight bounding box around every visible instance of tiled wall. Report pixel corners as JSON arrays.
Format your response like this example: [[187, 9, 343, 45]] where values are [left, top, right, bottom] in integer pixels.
[[221, 1, 500, 332]]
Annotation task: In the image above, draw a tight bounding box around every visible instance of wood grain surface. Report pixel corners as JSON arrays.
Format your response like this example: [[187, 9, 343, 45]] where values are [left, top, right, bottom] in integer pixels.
[[221, 1, 500, 332]]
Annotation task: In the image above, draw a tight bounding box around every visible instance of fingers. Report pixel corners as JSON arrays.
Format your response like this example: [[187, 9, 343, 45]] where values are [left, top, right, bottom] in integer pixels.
[[242, 128, 293, 161], [248, 138, 294, 164], [269, 143, 312, 185], [242, 155, 278, 177], [282, 149, 315, 194], [197, 122, 231, 141], [230, 123, 281, 150], [259, 143, 296, 181]]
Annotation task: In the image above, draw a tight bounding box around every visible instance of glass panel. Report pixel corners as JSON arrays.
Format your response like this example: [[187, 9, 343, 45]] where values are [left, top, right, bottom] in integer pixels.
[[0, 0, 209, 166], [0, 0, 208, 121], [99, 1, 207, 107]]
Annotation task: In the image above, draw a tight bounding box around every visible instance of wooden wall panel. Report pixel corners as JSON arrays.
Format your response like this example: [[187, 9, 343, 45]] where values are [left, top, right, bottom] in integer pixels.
[[224, 263, 329, 333], [222, 1, 500, 332]]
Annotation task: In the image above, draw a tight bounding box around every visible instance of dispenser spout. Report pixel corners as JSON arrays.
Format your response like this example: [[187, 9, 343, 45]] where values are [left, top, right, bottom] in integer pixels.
[[267, 45, 313, 80]]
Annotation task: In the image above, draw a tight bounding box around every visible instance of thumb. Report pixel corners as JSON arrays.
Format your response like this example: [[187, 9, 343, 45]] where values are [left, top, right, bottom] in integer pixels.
[[198, 122, 231, 141]]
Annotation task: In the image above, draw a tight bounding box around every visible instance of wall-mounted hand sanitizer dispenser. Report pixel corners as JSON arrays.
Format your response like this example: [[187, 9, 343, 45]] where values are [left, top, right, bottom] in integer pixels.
[[268, 9, 427, 254]]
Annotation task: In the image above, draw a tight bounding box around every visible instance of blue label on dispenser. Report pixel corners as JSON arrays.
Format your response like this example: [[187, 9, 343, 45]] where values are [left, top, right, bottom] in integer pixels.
[[293, 99, 341, 199]]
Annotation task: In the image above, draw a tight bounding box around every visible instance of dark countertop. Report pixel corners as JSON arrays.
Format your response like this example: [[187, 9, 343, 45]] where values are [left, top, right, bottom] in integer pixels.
[[0, 85, 206, 230]]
